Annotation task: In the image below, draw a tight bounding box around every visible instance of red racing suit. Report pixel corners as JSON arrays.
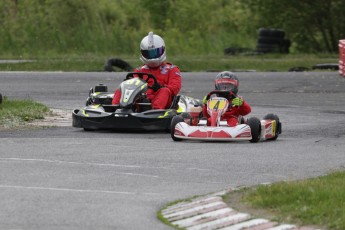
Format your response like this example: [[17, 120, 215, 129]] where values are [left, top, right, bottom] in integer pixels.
[[112, 62, 182, 109], [202, 95, 251, 127]]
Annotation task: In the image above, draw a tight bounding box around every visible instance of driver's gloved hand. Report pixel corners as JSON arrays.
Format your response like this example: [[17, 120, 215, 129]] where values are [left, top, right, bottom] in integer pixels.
[[151, 83, 162, 92], [202, 96, 207, 104], [232, 97, 243, 106]]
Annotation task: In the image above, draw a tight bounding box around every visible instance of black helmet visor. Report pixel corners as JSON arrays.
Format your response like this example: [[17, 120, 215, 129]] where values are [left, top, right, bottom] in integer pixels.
[[141, 47, 165, 59]]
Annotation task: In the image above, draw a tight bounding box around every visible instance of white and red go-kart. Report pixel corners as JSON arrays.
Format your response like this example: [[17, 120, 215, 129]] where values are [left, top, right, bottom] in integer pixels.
[[170, 90, 282, 142]]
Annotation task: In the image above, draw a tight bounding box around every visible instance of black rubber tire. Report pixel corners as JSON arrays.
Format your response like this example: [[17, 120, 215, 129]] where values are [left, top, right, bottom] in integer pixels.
[[312, 63, 339, 70], [263, 113, 281, 140], [258, 28, 285, 38], [0, 93, 2, 104], [95, 84, 108, 93], [257, 36, 284, 45], [180, 112, 192, 125], [83, 128, 96, 131], [256, 28, 290, 54], [288, 66, 310, 72], [256, 41, 290, 54], [103, 58, 133, 72], [170, 115, 184, 141], [248, 117, 261, 143], [256, 43, 280, 53]]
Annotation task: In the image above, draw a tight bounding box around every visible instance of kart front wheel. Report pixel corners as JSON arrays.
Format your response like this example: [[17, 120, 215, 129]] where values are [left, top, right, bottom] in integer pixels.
[[248, 117, 261, 143], [263, 113, 281, 140], [170, 115, 184, 141]]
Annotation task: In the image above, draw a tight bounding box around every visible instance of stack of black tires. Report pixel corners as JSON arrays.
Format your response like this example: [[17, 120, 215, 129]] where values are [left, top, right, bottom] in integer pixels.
[[256, 28, 291, 54]]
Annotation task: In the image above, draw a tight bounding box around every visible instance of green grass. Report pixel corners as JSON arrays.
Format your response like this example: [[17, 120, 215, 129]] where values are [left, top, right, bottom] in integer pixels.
[[0, 53, 339, 72], [225, 171, 345, 229], [175, 54, 338, 72], [0, 96, 49, 129]]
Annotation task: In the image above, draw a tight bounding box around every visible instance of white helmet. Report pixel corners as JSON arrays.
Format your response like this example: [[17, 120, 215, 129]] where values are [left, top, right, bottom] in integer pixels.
[[140, 31, 166, 68]]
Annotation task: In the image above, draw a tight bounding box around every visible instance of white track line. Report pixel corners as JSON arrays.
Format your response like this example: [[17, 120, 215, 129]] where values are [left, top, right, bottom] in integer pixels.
[[0, 184, 159, 196], [0, 157, 212, 173], [0, 157, 158, 178]]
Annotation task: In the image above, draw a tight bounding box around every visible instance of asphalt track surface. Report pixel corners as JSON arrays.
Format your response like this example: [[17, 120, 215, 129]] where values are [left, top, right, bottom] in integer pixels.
[[0, 71, 344, 230]]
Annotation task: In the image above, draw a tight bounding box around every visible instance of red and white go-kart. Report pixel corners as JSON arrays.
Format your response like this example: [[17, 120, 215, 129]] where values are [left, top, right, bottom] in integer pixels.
[[170, 90, 282, 142]]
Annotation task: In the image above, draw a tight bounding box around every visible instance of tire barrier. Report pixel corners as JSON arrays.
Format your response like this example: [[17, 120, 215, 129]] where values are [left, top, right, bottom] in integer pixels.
[[256, 28, 291, 54], [312, 63, 339, 70], [339, 40, 345, 77], [103, 58, 133, 72], [223, 47, 251, 56], [288, 66, 310, 72]]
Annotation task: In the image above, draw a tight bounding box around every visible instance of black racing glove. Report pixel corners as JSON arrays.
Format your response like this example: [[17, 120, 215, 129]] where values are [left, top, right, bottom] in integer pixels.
[[151, 82, 162, 92]]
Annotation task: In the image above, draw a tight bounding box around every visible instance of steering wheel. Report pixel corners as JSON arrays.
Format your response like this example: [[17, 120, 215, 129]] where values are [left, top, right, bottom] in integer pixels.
[[205, 90, 237, 101], [125, 72, 158, 88]]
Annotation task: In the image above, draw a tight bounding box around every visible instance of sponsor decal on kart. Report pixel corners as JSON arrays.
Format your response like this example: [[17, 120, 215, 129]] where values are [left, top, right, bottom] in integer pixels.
[[175, 123, 252, 140], [262, 120, 276, 139], [158, 110, 174, 118]]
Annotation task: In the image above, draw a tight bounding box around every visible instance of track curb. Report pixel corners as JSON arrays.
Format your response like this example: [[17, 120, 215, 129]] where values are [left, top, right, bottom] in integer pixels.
[[160, 189, 322, 230]]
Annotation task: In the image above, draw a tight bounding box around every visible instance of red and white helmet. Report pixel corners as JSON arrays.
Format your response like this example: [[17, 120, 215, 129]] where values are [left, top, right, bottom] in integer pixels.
[[214, 71, 239, 95], [140, 32, 166, 68]]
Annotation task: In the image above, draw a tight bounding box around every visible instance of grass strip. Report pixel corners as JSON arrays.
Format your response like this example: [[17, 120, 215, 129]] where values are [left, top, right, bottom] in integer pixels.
[[0, 96, 49, 129], [225, 171, 345, 229], [0, 54, 338, 72]]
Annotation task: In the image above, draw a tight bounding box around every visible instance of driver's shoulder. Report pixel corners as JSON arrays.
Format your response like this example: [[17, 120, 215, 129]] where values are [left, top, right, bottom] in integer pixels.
[[164, 62, 179, 70]]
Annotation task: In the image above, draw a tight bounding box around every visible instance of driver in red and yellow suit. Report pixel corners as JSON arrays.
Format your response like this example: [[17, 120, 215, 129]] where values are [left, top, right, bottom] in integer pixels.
[[112, 31, 182, 109], [112, 62, 182, 109], [202, 94, 251, 127], [202, 71, 251, 127]]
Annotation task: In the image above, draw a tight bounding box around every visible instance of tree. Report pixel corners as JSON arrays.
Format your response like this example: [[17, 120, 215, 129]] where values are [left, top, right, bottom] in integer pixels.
[[242, 0, 345, 53]]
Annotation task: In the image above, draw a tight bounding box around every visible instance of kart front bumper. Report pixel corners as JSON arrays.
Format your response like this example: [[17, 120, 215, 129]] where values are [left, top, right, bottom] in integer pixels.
[[72, 108, 176, 131]]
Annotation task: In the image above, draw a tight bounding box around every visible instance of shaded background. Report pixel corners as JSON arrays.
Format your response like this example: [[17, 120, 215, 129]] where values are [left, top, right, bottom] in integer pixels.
[[1, 0, 345, 57]]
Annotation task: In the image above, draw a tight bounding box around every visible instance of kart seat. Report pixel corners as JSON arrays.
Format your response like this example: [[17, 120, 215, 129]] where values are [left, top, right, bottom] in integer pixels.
[[135, 97, 152, 112], [136, 102, 152, 112], [102, 105, 119, 113], [134, 95, 180, 112]]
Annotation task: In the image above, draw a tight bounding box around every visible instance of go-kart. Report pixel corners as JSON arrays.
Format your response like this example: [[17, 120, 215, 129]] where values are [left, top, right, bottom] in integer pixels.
[[72, 72, 202, 131], [170, 90, 282, 142]]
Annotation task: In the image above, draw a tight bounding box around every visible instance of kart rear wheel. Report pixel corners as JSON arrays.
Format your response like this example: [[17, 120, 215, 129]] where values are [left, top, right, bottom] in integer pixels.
[[248, 117, 261, 143], [170, 115, 184, 141], [84, 128, 96, 131], [263, 113, 281, 140]]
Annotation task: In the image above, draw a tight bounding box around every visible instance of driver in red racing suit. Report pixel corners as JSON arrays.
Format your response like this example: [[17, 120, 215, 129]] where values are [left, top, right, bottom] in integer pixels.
[[112, 32, 181, 109], [202, 71, 251, 127]]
